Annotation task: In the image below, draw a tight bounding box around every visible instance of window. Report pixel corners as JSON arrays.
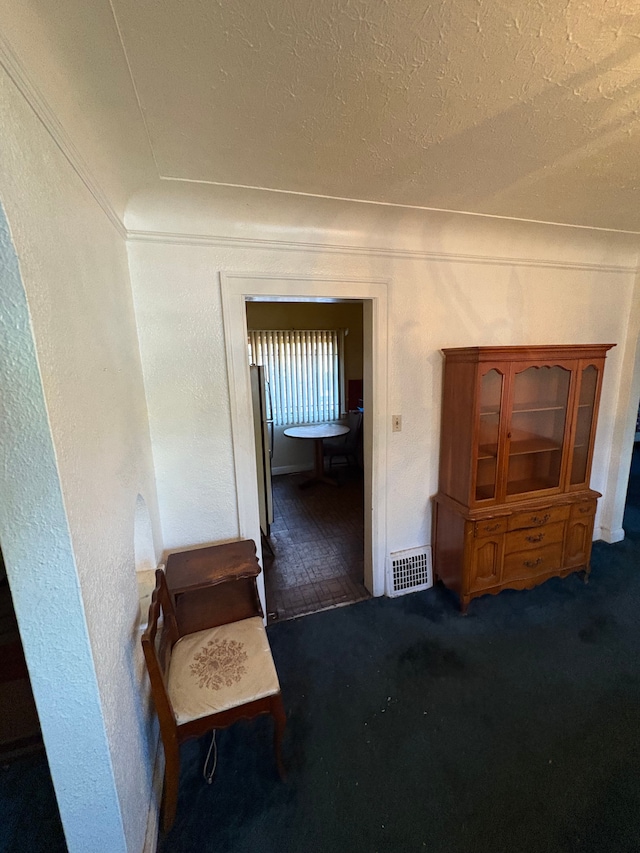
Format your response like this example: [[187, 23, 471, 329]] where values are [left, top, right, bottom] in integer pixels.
[[248, 329, 344, 426]]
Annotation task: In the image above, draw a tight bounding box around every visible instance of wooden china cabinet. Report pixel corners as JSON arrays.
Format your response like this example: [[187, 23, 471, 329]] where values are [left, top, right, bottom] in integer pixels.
[[433, 344, 614, 612]]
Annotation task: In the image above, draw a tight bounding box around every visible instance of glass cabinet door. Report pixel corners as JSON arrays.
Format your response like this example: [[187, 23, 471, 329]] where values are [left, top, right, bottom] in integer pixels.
[[476, 369, 503, 501], [570, 364, 598, 486], [506, 365, 571, 498]]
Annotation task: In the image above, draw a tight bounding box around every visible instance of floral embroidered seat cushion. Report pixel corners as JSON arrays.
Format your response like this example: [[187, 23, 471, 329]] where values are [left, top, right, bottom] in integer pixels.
[[167, 616, 280, 725]]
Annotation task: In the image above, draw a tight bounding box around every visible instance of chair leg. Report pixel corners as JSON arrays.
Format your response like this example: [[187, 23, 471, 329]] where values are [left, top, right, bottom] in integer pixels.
[[271, 694, 287, 780], [162, 739, 181, 833]]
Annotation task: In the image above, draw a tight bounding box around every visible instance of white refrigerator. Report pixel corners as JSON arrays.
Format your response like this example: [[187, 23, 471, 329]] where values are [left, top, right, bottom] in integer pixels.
[[250, 365, 274, 538]]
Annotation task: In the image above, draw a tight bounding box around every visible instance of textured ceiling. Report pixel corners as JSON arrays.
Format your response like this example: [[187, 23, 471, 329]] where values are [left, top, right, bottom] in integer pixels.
[[5, 0, 640, 231], [106, 0, 640, 230]]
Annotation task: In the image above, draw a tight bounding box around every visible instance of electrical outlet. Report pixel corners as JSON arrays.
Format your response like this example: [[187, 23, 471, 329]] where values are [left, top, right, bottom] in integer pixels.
[[392, 414, 402, 432]]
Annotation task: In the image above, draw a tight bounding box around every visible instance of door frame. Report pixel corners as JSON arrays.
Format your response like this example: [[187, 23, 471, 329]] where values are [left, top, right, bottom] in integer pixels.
[[221, 272, 389, 598]]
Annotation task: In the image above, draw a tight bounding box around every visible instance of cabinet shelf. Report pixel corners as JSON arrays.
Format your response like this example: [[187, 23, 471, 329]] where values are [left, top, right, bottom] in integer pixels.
[[506, 476, 558, 495], [481, 402, 567, 417], [478, 444, 498, 460], [508, 437, 562, 457], [480, 434, 564, 458], [511, 401, 566, 414]]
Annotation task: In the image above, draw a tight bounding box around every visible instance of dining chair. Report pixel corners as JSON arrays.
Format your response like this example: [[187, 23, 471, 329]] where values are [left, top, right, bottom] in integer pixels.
[[141, 568, 286, 832], [324, 410, 363, 469]]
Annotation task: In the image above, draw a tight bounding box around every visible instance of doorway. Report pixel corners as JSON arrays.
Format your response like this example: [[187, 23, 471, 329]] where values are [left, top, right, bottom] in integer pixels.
[[0, 546, 42, 757], [0, 543, 65, 851], [624, 406, 640, 535], [221, 273, 389, 614], [246, 300, 368, 621]]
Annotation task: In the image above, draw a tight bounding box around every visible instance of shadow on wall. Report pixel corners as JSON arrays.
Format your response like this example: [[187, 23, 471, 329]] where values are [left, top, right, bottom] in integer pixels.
[[135, 493, 157, 572], [131, 494, 162, 845]]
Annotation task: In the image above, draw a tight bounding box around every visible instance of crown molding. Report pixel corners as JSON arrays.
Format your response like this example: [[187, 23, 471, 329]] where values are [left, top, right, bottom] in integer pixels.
[[0, 33, 126, 239], [126, 229, 637, 274]]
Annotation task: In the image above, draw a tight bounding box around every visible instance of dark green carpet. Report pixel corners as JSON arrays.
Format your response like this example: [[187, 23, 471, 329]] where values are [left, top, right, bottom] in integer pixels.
[[0, 751, 66, 853], [160, 449, 640, 853]]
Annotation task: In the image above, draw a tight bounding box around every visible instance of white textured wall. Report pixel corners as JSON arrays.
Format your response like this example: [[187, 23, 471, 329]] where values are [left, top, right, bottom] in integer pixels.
[[128, 187, 640, 559], [0, 67, 161, 853], [129, 243, 240, 550]]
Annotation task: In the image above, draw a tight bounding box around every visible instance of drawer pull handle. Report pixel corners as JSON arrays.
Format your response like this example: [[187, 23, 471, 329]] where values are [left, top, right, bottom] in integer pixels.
[[579, 506, 591, 514], [531, 514, 550, 525], [483, 523, 501, 533], [524, 557, 543, 568], [525, 533, 544, 543]]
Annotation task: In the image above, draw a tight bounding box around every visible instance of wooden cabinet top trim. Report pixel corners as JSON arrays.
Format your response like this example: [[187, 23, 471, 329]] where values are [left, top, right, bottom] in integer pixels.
[[441, 344, 615, 362]]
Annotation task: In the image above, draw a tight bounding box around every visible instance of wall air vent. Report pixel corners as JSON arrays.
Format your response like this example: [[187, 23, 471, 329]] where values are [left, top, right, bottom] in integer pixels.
[[387, 547, 433, 597]]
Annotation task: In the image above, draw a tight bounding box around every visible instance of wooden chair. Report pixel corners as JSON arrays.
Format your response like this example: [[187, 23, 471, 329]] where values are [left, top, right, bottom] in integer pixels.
[[141, 568, 286, 832]]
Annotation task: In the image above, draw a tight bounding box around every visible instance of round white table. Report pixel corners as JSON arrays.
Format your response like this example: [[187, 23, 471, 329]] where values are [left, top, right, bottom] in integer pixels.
[[283, 423, 350, 487]]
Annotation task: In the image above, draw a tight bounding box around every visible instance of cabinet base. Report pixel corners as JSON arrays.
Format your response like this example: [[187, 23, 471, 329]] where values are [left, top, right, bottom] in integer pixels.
[[456, 563, 589, 613], [434, 489, 597, 614]]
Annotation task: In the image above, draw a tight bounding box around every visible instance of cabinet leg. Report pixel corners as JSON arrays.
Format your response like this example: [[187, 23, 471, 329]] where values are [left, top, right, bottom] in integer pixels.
[[459, 596, 470, 615], [583, 563, 591, 584]]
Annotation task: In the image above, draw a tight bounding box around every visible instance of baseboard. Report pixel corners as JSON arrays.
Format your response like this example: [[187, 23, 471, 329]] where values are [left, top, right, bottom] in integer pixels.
[[271, 464, 313, 476], [596, 526, 625, 544], [142, 735, 164, 853]]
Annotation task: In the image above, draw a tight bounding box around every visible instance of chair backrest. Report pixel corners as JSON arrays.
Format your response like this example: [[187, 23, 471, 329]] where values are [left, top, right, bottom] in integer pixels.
[[344, 410, 363, 449], [173, 576, 264, 635], [141, 569, 180, 729]]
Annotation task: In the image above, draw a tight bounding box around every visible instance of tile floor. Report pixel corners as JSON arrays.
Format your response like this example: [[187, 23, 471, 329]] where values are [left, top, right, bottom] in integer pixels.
[[263, 468, 369, 622]]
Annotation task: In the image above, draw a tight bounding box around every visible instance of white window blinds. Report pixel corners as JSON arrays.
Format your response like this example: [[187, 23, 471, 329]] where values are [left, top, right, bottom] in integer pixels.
[[248, 329, 343, 426]]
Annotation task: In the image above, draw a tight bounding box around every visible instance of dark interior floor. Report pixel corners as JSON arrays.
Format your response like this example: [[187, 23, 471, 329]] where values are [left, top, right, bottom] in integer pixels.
[[160, 445, 640, 853], [263, 467, 369, 622], [2, 447, 638, 853], [0, 568, 65, 853], [0, 581, 42, 759]]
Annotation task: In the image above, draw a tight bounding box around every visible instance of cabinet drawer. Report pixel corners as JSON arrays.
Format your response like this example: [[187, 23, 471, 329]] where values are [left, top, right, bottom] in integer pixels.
[[474, 517, 508, 538], [503, 543, 563, 582], [570, 499, 597, 520], [505, 521, 565, 555], [508, 504, 570, 531]]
